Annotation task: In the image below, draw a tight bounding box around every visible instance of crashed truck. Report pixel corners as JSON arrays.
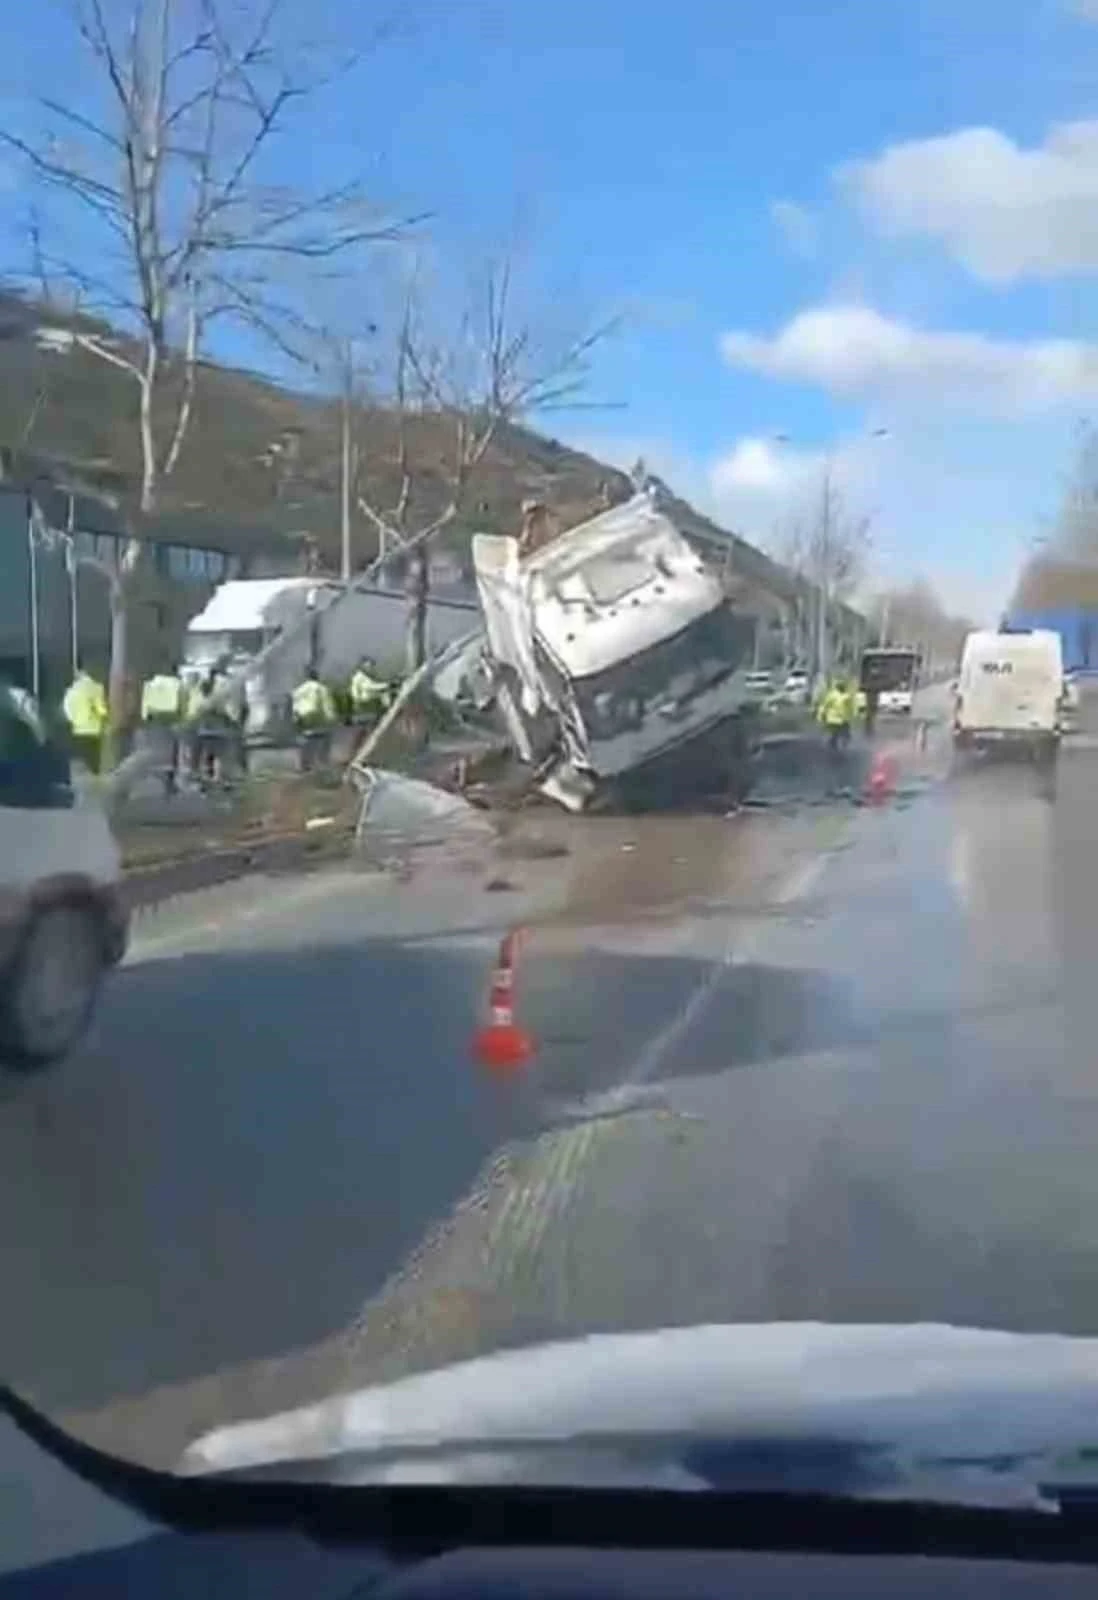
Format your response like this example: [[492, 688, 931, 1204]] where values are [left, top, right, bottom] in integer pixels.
[[461, 487, 762, 812]]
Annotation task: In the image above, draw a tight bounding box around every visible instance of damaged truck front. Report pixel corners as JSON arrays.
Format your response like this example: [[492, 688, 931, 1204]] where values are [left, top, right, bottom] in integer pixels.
[[472, 489, 761, 812]]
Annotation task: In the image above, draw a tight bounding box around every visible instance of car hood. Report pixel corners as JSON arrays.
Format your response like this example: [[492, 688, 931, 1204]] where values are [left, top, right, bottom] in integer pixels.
[[178, 1322, 1098, 1509]]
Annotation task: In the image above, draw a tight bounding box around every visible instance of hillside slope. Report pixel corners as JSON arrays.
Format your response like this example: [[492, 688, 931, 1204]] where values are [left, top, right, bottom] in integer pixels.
[[0, 290, 637, 569]]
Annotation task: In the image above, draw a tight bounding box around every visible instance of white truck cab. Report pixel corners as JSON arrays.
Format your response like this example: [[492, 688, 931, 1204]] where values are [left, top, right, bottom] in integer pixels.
[[472, 491, 758, 811], [0, 685, 127, 1068], [953, 628, 1064, 766]]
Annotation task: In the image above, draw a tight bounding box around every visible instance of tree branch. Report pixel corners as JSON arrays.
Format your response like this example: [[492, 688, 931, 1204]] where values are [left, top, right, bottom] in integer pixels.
[[73, 329, 145, 382]]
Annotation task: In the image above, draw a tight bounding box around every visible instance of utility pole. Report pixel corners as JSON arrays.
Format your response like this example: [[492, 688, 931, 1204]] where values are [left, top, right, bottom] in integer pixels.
[[66, 494, 78, 677], [815, 465, 832, 686], [26, 497, 40, 699], [340, 339, 353, 585]]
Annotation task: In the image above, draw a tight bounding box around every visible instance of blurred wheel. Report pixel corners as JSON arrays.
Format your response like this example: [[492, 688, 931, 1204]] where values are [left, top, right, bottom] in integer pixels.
[[0, 903, 105, 1070]]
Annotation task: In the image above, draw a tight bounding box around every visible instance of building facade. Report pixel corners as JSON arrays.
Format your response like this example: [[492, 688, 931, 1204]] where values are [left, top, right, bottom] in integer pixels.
[[1, 481, 295, 712]]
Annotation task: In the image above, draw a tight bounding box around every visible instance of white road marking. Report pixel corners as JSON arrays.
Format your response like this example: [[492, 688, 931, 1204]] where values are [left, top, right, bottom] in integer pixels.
[[550, 835, 842, 1123]]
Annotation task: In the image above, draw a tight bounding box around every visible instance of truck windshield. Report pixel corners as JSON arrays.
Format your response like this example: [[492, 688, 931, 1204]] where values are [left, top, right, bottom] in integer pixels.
[[183, 628, 265, 663], [575, 605, 755, 740]]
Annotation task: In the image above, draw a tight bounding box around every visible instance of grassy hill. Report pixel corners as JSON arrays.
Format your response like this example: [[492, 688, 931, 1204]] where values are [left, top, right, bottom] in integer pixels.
[[0, 288, 639, 571], [0, 286, 819, 627]]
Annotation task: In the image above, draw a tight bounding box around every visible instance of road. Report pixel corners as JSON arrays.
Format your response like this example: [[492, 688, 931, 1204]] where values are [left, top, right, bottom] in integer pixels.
[[5, 698, 1098, 1471]]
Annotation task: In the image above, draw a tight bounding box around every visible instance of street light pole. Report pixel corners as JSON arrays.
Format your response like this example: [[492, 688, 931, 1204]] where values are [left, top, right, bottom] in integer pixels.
[[25, 497, 40, 700], [340, 339, 353, 585], [772, 427, 890, 687], [815, 463, 832, 686], [66, 494, 78, 676]]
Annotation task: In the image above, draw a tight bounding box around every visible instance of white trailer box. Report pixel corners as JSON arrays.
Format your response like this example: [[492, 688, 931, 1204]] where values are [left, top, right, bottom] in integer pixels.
[[182, 577, 478, 739]]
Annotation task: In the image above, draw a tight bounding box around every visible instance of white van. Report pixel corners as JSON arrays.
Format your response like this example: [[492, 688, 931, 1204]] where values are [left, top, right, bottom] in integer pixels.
[[953, 628, 1064, 765], [0, 685, 127, 1069]]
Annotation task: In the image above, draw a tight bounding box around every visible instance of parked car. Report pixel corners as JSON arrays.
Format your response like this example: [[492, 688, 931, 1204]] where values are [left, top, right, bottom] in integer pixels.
[[0, 685, 128, 1069], [781, 669, 811, 707], [743, 670, 776, 704]]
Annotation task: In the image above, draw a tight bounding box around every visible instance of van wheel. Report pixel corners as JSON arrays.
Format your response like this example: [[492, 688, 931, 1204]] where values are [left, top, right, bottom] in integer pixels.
[[0, 903, 105, 1070]]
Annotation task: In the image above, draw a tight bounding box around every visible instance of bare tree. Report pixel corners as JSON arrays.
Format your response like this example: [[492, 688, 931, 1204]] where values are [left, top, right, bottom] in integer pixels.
[[1013, 420, 1098, 613], [872, 578, 971, 670], [2, 0, 408, 745], [354, 258, 616, 674], [771, 468, 872, 677]]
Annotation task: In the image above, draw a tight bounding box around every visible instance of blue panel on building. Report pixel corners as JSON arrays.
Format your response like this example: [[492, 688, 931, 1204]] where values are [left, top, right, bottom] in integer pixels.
[[1007, 609, 1098, 674]]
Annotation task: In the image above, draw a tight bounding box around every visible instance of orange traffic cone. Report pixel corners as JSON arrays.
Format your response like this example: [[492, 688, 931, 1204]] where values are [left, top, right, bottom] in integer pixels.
[[866, 750, 897, 805], [472, 930, 535, 1074]]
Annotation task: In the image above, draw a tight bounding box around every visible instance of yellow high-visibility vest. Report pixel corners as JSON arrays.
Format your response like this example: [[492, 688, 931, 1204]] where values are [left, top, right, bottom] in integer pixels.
[[817, 685, 854, 728], [350, 669, 387, 709], [292, 679, 335, 724], [141, 674, 183, 720], [62, 674, 108, 737]]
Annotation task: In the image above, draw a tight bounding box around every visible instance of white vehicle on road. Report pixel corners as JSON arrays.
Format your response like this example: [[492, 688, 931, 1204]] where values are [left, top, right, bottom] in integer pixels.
[[743, 669, 776, 704], [953, 627, 1063, 766], [0, 685, 127, 1069], [860, 646, 920, 715], [781, 669, 811, 707]]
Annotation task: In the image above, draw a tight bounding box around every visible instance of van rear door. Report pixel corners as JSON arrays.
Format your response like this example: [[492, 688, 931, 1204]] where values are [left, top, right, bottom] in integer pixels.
[[959, 632, 1062, 735]]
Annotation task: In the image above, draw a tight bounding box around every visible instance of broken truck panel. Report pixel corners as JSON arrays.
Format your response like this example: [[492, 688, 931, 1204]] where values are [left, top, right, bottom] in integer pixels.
[[471, 488, 759, 810]]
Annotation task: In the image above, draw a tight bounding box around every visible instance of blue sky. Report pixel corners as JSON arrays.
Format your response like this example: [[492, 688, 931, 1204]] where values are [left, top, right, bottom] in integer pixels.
[[11, 0, 1098, 616]]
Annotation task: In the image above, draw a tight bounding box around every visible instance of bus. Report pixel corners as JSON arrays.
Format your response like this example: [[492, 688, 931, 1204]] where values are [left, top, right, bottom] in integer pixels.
[[859, 646, 921, 714]]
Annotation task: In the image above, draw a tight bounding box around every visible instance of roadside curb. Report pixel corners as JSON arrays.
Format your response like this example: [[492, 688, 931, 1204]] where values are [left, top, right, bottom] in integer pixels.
[[121, 825, 358, 927]]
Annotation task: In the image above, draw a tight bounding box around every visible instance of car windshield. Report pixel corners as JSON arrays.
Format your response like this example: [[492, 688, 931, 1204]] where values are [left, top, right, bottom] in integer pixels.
[[7, 0, 1098, 1521]]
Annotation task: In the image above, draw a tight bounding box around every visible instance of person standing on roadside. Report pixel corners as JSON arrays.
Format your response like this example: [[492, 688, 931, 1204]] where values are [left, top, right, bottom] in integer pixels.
[[349, 656, 389, 727], [140, 663, 184, 795], [62, 665, 108, 775], [817, 677, 856, 757], [291, 666, 337, 773]]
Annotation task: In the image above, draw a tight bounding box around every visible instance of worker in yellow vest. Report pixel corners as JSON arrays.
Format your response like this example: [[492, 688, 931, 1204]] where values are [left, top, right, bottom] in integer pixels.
[[349, 657, 389, 726], [140, 664, 184, 795], [291, 667, 337, 773], [817, 677, 857, 757], [62, 666, 108, 775]]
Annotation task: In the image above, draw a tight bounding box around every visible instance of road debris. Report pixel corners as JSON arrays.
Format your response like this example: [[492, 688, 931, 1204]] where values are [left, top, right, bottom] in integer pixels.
[[354, 768, 496, 859]]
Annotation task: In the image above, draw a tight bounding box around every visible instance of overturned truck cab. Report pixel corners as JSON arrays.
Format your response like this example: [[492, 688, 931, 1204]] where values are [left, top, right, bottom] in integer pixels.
[[473, 489, 761, 812]]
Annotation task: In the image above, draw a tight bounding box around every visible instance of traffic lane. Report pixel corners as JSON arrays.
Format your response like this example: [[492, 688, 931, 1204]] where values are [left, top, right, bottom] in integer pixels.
[[518, 741, 1098, 1339], [0, 928, 521, 1418], [227, 741, 1098, 1390], [0, 802, 838, 1435], [88, 735, 1098, 1470], [43, 805, 858, 1470], [0, 860, 583, 1421]]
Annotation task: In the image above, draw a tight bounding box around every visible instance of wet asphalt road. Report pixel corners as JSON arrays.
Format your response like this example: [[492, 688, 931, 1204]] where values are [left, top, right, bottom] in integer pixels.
[[6, 696, 1098, 1469]]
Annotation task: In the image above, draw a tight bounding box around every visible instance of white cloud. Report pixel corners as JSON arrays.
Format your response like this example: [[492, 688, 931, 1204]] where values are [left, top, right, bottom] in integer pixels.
[[842, 121, 1098, 283], [720, 305, 1098, 416], [1069, 0, 1098, 20], [770, 199, 818, 259], [707, 433, 889, 533], [560, 423, 1037, 621]]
